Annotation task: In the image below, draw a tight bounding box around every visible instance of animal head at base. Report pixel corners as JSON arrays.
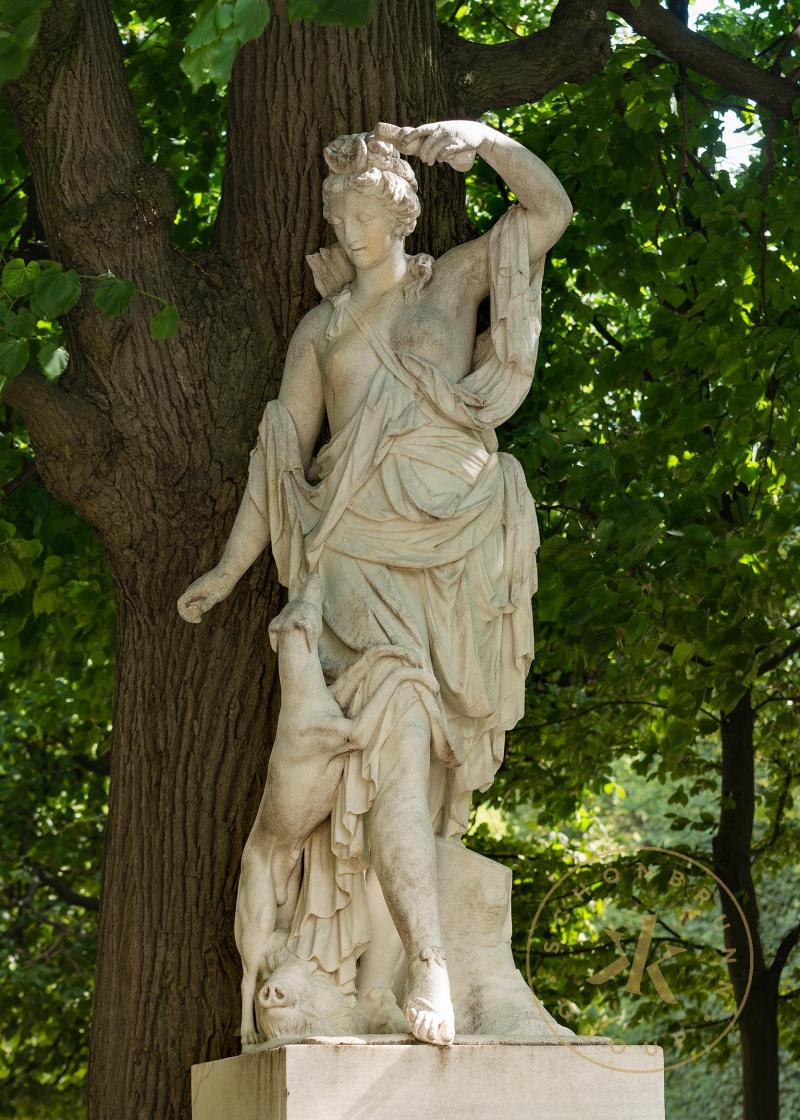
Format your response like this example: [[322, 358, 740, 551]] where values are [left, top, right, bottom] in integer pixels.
[[256, 954, 357, 1040]]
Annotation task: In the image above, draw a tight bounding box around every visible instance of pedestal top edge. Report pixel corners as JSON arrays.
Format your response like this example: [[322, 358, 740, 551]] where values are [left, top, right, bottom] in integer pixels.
[[231, 1034, 661, 1054]]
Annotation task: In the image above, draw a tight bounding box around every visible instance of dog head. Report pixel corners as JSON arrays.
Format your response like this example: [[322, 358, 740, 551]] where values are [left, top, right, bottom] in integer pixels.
[[268, 572, 324, 654]]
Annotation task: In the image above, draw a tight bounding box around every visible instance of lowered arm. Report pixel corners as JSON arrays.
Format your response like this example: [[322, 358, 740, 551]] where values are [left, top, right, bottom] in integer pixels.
[[219, 310, 326, 582], [178, 312, 325, 621]]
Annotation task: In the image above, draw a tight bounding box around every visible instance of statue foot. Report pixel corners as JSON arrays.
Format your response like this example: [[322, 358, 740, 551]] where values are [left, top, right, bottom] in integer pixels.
[[240, 1029, 262, 1048], [358, 986, 408, 1034], [403, 946, 454, 1046]]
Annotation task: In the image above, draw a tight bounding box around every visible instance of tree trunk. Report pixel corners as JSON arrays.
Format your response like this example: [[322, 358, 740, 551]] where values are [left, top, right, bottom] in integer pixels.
[[736, 973, 780, 1120], [87, 572, 282, 1119], [84, 4, 469, 1117], [713, 690, 779, 1120]]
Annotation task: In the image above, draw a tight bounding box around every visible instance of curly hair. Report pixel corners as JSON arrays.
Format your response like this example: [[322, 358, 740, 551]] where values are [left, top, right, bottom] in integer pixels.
[[322, 132, 421, 238]]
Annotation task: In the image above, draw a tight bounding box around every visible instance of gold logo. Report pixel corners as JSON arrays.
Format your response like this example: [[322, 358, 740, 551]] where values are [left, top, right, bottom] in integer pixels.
[[588, 914, 686, 1002], [525, 847, 754, 1073]]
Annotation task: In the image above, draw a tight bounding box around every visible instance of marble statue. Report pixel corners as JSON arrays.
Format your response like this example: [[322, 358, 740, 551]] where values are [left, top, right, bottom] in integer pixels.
[[178, 119, 573, 1049]]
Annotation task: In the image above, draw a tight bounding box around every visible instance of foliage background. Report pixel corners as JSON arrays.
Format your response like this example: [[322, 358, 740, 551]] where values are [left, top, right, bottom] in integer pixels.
[[1, 0, 798, 1116]]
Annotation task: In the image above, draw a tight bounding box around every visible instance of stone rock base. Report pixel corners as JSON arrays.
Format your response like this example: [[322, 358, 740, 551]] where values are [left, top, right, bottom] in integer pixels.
[[436, 838, 569, 1037], [192, 1037, 665, 1119]]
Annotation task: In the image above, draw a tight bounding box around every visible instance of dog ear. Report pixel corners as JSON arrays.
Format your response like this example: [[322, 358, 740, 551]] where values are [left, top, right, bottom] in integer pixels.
[[268, 619, 280, 654]]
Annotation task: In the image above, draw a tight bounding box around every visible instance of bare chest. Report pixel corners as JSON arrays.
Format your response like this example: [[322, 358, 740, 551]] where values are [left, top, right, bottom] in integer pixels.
[[319, 292, 476, 428]]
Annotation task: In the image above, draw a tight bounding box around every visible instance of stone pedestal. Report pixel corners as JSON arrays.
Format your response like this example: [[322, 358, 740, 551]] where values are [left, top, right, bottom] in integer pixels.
[[192, 1037, 665, 1120]]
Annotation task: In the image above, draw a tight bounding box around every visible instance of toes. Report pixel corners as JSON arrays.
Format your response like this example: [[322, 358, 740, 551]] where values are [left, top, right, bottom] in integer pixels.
[[405, 1004, 453, 1046]]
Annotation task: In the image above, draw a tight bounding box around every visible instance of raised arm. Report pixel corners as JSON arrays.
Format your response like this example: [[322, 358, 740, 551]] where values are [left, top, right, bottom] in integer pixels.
[[474, 125, 573, 261], [375, 120, 572, 293], [177, 311, 325, 623]]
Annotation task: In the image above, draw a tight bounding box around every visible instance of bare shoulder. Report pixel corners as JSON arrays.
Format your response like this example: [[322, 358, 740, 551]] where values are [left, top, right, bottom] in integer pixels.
[[289, 301, 332, 355]]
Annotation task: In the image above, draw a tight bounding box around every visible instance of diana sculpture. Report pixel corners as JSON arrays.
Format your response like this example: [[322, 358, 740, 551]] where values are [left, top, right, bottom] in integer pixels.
[[178, 120, 573, 1050]]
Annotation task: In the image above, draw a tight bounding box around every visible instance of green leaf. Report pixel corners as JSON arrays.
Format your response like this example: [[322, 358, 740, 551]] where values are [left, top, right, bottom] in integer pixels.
[[38, 341, 69, 381], [0, 9, 44, 87], [149, 303, 179, 340], [182, 32, 239, 89], [233, 0, 270, 39], [215, 1, 235, 30], [2, 257, 40, 298], [0, 336, 29, 379], [94, 275, 136, 317], [33, 267, 82, 319], [184, 1, 219, 49], [0, 551, 26, 594]]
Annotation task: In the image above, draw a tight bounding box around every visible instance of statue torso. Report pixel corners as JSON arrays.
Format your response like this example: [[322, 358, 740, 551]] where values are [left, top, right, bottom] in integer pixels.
[[315, 265, 478, 435]]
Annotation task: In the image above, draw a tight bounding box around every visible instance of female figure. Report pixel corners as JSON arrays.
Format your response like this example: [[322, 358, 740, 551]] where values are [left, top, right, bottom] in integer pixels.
[[178, 120, 572, 1047]]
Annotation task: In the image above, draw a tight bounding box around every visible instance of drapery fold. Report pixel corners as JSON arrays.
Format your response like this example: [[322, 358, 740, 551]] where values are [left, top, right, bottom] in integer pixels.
[[244, 205, 542, 992]]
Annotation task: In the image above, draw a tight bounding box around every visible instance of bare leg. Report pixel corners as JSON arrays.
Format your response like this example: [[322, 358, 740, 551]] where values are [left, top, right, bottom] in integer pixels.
[[360, 870, 404, 991], [357, 870, 406, 1032], [368, 705, 454, 1045]]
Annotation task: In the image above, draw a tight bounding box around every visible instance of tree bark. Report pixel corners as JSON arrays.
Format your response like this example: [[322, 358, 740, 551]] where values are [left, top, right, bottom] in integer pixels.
[[87, 573, 283, 1119], [8, 1, 795, 1117], [442, 0, 613, 116], [713, 690, 779, 1120], [64, 3, 472, 1118]]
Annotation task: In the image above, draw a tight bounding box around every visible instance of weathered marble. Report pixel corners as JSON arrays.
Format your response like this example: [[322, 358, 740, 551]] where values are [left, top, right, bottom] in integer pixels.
[[192, 1040, 666, 1120], [178, 120, 580, 1050]]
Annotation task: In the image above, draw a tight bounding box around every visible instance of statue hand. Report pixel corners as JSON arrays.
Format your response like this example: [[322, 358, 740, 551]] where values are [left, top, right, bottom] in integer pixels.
[[373, 120, 484, 172], [177, 565, 237, 624]]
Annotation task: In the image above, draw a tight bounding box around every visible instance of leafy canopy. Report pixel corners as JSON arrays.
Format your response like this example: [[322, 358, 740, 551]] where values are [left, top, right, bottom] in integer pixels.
[[1, 0, 799, 1116]]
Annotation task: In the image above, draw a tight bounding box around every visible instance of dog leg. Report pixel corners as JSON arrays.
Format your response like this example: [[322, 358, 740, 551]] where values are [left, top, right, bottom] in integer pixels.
[[235, 843, 280, 1047]]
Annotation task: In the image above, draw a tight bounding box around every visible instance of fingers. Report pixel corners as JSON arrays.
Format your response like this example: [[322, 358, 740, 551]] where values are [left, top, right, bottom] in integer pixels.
[[371, 120, 399, 144], [177, 595, 203, 624], [375, 122, 472, 169], [372, 121, 422, 153], [372, 122, 436, 159], [177, 586, 220, 623], [417, 126, 451, 165]]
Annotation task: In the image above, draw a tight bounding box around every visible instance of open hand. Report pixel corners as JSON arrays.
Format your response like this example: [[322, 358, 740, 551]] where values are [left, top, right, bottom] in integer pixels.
[[373, 120, 485, 172], [177, 565, 237, 623]]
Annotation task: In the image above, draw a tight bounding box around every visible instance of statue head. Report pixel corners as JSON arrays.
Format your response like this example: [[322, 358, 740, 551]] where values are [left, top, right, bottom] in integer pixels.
[[322, 132, 420, 270]]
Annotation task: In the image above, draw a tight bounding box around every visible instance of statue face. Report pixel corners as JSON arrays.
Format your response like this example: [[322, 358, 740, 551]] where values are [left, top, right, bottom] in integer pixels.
[[326, 191, 400, 270]]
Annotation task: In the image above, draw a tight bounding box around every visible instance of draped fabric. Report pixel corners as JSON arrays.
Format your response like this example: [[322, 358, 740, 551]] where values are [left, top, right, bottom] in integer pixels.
[[244, 205, 543, 993]]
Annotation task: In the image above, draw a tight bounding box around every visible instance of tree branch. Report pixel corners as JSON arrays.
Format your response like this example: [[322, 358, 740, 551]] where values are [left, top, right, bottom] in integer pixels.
[[752, 764, 793, 858], [441, 0, 613, 116], [2, 460, 40, 500], [758, 636, 800, 675], [770, 920, 800, 979], [30, 861, 100, 913], [444, 0, 799, 121], [610, 0, 800, 120], [2, 368, 117, 521], [4, 0, 175, 275]]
